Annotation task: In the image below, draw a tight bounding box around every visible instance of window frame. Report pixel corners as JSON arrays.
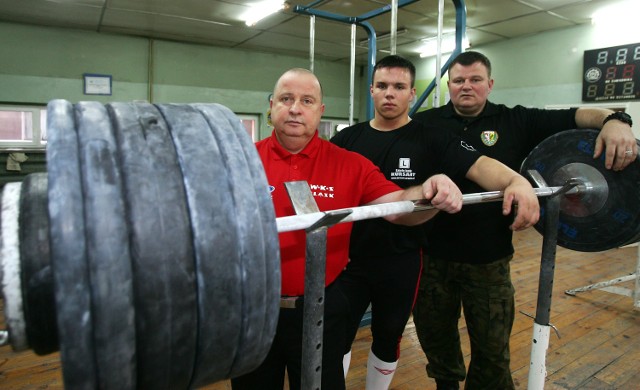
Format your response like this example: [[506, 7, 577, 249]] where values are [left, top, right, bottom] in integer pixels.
[[236, 113, 259, 142], [319, 117, 352, 140], [0, 104, 48, 150]]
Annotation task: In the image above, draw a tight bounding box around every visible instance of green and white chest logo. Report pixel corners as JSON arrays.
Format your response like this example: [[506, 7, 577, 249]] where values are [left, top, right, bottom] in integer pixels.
[[481, 130, 499, 146]]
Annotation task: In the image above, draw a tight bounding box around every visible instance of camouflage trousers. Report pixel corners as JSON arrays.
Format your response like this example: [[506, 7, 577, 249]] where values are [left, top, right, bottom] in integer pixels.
[[412, 255, 515, 390]]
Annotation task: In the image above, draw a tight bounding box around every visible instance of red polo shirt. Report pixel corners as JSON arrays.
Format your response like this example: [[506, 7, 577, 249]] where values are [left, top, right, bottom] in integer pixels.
[[256, 131, 401, 296]]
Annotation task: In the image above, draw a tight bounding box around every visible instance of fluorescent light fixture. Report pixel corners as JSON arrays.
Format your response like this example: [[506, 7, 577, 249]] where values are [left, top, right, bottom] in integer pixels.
[[242, 0, 287, 26], [591, 1, 639, 35], [419, 35, 469, 58]]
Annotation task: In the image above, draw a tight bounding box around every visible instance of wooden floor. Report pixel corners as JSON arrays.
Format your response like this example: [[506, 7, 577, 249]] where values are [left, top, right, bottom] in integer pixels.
[[1, 228, 639, 389]]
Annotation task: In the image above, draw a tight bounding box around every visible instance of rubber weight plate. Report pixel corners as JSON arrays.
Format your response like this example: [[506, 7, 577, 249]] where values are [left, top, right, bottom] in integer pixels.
[[521, 129, 640, 252], [46, 99, 98, 389], [18, 173, 58, 355], [107, 102, 197, 390], [156, 104, 243, 386], [204, 104, 280, 377], [193, 103, 269, 378], [75, 101, 136, 389], [1, 182, 27, 352]]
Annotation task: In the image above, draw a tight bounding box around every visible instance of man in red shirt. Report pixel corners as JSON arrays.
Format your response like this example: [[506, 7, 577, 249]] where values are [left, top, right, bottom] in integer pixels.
[[231, 68, 539, 390]]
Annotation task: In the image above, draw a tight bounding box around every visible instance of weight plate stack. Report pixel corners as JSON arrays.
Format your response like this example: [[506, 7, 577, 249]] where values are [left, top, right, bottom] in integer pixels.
[[3, 100, 281, 390]]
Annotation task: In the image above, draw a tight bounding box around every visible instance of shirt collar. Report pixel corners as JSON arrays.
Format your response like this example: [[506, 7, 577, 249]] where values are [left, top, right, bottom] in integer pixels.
[[444, 99, 498, 120], [269, 129, 321, 159]]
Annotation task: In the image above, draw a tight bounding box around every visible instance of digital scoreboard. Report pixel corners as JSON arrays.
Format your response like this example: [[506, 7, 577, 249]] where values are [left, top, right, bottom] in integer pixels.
[[582, 43, 640, 102]]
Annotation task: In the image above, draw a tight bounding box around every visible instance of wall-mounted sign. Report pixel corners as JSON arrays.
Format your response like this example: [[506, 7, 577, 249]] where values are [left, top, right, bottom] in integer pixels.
[[582, 43, 639, 102], [83, 73, 112, 95]]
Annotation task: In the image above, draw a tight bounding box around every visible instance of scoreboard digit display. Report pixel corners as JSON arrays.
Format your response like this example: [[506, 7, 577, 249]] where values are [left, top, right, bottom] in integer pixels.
[[582, 43, 640, 102]]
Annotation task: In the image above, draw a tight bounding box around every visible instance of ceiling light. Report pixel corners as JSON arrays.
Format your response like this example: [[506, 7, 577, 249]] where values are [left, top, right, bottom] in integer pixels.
[[242, 1, 288, 26], [591, 1, 639, 35], [419, 35, 469, 58]]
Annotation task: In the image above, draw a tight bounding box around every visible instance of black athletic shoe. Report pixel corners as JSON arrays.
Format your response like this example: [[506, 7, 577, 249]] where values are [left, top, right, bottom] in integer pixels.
[[435, 379, 460, 390]]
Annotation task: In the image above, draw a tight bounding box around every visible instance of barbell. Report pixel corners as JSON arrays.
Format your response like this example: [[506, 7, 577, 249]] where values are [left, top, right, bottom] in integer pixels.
[[0, 100, 638, 389]]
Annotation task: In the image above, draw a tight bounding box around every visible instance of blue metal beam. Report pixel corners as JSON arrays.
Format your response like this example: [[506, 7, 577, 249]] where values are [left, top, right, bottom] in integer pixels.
[[294, 0, 467, 119], [294, 1, 417, 120]]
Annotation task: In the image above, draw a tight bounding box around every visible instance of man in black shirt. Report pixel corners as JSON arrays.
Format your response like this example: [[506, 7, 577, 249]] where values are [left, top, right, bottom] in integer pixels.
[[332, 55, 540, 390], [411, 51, 637, 390]]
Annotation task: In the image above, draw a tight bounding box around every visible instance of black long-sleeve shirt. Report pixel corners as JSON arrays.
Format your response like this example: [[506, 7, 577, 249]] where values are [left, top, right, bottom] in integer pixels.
[[412, 100, 578, 263]]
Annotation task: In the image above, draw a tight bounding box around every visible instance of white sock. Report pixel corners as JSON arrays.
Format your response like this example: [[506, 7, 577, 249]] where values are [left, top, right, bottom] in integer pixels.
[[343, 350, 352, 379], [365, 349, 398, 390]]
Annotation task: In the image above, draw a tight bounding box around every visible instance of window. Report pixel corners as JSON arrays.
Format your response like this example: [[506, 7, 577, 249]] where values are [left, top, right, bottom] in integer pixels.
[[0, 106, 261, 150], [319, 118, 351, 140], [236, 114, 259, 142], [0, 105, 47, 149]]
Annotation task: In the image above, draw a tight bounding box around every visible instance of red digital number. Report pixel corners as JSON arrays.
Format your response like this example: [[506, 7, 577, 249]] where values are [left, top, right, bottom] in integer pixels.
[[622, 64, 635, 78]]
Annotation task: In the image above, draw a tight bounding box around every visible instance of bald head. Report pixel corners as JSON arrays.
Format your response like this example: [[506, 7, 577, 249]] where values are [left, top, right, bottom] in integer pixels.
[[273, 68, 323, 100], [269, 68, 326, 154]]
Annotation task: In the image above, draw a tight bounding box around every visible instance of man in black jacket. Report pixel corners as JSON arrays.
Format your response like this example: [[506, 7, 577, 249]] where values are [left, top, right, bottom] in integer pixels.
[[411, 50, 637, 390]]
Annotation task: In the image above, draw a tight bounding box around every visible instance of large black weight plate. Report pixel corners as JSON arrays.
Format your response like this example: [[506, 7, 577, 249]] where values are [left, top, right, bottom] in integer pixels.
[[202, 104, 280, 376], [107, 102, 197, 389], [214, 105, 280, 351], [46, 99, 98, 389], [521, 129, 640, 252], [18, 173, 58, 355], [193, 104, 270, 378], [156, 103, 243, 386], [75, 101, 136, 389]]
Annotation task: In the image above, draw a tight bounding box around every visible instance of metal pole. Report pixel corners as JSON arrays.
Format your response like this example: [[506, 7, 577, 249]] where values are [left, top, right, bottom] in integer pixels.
[[636, 245, 640, 308], [349, 23, 356, 126], [390, 0, 398, 55], [528, 194, 560, 390], [300, 226, 326, 390], [412, 0, 467, 115], [285, 181, 352, 389], [434, 0, 445, 107], [360, 22, 376, 120], [309, 15, 315, 73]]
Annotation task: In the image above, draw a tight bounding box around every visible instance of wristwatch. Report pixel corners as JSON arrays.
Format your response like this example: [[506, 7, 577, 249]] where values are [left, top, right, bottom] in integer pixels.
[[603, 111, 633, 127]]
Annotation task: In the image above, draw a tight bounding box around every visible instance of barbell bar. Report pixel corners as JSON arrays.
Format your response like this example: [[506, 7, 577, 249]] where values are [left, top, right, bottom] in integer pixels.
[[275, 184, 582, 233], [0, 101, 638, 390]]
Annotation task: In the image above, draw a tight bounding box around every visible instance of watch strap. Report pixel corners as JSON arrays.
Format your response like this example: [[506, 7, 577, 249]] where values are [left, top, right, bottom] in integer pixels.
[[603, 111, 633, 127]]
